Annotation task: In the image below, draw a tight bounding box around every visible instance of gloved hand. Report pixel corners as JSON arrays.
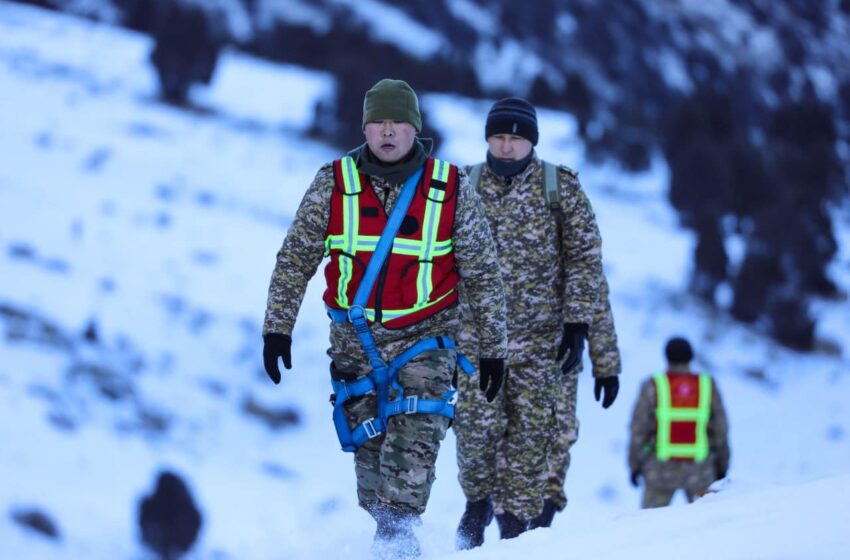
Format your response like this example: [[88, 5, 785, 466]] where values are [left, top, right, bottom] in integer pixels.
[[594, 376, 619, 409], [478, 358, 505, 403], [630, 470, 640, 487], [263, 333, 292, 384], [557, 323, 588, 375], [715, 459, 729, 480]]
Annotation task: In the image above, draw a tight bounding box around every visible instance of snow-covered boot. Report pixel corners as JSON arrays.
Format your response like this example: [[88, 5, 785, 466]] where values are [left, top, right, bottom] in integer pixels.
[[455, 497, 494, 550], [371, 504, 421, 560], [528, 498, 559, 529], [496, 511, 528, 540]]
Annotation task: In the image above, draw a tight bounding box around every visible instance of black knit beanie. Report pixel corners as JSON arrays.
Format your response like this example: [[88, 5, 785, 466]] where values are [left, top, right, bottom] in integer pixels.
[[665, 337, 694, 364], [485, 97, 539, 145]]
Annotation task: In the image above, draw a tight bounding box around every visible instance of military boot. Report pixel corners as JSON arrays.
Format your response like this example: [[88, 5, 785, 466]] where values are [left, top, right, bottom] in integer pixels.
[[496, 511, 528, 540], [370, 503, 421, 560], [528, 498, 559, 530], [455, 497, 494, 550]]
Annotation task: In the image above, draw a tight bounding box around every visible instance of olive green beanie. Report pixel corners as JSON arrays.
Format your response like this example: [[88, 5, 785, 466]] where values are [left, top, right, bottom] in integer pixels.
[[362, 79, 422, 132]]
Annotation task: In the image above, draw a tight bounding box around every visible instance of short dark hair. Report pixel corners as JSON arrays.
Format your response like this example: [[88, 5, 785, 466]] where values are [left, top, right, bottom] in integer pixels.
[[664, 336, 694, 364]]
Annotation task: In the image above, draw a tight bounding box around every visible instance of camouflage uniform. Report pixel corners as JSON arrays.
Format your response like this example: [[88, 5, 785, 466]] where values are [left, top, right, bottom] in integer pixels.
[[264, 162, 508, 516], [454, 154, 603, 520], [628, 373, 730, 508], [541, 275, 621, 511]]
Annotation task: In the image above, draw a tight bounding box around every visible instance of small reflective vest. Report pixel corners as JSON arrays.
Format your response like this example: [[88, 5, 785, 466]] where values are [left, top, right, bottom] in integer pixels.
[[322, 156, 460, 328], [653, 372, 712, 462]]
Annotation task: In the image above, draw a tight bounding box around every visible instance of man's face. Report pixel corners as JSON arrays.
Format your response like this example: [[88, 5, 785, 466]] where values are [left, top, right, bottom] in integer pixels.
[[364, 120, 417, 163], [487, 133, 533, 161]]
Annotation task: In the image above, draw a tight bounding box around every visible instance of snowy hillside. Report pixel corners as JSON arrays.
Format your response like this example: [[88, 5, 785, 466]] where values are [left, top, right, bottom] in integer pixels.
[[1, 3, 849, 559]]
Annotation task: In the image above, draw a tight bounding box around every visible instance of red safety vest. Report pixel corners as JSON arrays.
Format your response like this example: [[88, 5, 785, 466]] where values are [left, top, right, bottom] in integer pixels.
[[322, 156, 460, 328], [654, 372, 712, 462]]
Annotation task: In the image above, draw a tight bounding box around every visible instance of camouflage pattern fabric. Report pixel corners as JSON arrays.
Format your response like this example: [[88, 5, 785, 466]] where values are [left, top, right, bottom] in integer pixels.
[[638, 458, 717, 508], [263, 159, 508, 516], [542, 275, 621, 509], [628, 374, 731, 508], [454, 154, 603, 520], [332, 347, 456, 514], [455, 357, 560, 518]]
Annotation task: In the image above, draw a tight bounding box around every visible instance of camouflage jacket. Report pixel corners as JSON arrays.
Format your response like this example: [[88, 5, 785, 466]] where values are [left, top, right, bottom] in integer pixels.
[[587, 275, 621, 378], [459, 153, 603, 359], [263, 158, 508, 360], [628, 373, 731, 474]]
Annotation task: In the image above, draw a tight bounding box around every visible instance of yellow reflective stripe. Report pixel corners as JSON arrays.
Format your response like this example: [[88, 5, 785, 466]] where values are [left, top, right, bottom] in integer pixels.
[[341, 156, 361, 194], [416, 191, 444, 305], [654, 373, 713, 462], [336, 157, 361, 307], [378, 289, 456, 319], [334, 289, 455, 322], [432, 158, 450, 183], [693, 374, 712, 462], [327, 236, 451, 255], [655, 373, 672, 460]]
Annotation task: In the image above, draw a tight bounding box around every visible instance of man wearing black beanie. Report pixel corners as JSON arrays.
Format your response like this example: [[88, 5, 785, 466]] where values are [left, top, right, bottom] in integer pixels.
[[453, 97, 616, 546]]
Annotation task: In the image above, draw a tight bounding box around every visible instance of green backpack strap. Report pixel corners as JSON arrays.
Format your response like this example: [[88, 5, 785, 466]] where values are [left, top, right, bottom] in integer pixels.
[[468, 162, 485, 191], [542, 161, 564, 249]]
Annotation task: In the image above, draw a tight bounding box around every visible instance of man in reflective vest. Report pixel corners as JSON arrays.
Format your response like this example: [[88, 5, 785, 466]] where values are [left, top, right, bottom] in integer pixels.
[[262, 78, 508, 558], [628, 336, 730, 508]]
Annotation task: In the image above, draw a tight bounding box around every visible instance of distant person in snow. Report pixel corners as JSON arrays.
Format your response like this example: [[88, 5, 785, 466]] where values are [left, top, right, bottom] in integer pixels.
[[262, 78, 507, 559], [453, 97, 611, 548], [628, 337, 730, 508], [530, 274, 621, 530], [149, 0, 225, 104], [138, 470, 202, 560]]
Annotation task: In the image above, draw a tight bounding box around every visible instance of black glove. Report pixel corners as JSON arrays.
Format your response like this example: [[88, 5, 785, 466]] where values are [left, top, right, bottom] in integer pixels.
[[263, 333, 291, 384], [716, 459, 728, 481], [594, 376, 619, 409], [630, 470, 640, 488], [478, 358, 505, 403], [557, 323, 588, 375]]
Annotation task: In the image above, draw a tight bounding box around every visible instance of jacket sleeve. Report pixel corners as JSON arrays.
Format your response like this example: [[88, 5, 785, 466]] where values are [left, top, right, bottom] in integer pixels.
[[708, 377, 731, 475], [559, 168, 603, 326], [451, 169, 508, 359], [262, 164, 334, 336], [588, 274, 622, 378], [628, 378, 657, 473]]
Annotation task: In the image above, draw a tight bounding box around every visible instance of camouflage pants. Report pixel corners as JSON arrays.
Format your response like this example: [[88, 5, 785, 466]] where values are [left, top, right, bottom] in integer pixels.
[[332, 347, 456, 516], [540, 369, 579, 511], [454, 356, 560, 520], [639, 457, 718, 509]]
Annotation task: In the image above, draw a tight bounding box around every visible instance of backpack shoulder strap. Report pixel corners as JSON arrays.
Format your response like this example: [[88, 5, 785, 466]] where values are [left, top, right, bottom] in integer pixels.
[[542, 161, 565, 252], [543, 161, 560, 210], [468, 163, 485, 191]]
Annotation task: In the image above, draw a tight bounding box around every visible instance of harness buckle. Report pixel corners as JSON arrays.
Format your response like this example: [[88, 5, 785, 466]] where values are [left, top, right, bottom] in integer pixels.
[[347, 305, 366, 323], [404, 395, 419, 414], [363, 418, 380, 439], [447, 391, 458, 406]]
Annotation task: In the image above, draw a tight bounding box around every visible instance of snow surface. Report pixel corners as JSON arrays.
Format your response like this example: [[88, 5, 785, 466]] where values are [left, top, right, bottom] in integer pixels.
[[1, 3, 849, 559]]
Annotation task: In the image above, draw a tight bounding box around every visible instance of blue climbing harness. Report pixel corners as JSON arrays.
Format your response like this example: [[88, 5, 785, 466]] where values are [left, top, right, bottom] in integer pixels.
[[326, 167, 474, 452]]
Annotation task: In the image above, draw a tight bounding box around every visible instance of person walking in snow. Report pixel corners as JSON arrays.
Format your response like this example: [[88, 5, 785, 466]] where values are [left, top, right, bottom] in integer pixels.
[[453, 97, 612, 547], [628, 336, 730, 508], [262, 78, 507, 559], [530, 274, 622, 530]]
